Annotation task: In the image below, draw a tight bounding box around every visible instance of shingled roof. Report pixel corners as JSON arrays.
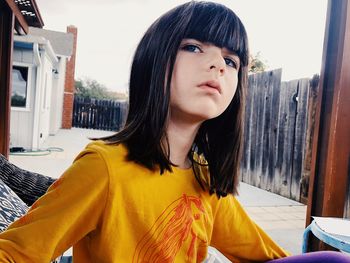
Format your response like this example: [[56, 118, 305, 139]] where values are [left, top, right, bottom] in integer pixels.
[[29, 27, 74, 57]]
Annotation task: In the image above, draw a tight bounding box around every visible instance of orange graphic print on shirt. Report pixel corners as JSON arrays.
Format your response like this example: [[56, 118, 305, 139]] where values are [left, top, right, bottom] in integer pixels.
[[133, 194, 208, 263]]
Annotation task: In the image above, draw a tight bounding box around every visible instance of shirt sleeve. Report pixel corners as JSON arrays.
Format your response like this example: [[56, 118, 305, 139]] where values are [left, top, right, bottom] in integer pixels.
[[210, 195, 290, 262], [0, 148, 109, 263]]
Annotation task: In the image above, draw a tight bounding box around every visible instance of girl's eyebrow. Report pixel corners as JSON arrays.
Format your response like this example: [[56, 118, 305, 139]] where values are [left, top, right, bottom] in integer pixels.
[[223, 48, 240, 62], [222, 47, 239, 56], [180, 38, 202, 45]]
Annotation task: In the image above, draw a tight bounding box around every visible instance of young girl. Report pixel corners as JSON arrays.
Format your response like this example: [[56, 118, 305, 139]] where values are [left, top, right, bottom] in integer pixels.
[[0, 1, 349, 262]]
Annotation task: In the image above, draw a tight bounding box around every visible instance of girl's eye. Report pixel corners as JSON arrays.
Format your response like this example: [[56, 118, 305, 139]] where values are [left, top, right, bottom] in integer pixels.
[[224, 58, 238, 69], [181, 44, 202, 53]]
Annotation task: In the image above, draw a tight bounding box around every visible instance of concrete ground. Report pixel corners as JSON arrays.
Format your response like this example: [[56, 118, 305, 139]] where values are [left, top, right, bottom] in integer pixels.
[[237, 184, 306, 255], [9, 128, 306, 255]]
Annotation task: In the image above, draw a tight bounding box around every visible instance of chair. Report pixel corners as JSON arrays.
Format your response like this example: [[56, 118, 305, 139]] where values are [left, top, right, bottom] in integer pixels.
[[204, 247, 231, 263], [302, 217, 350, 253], [0, 154, 55, 206], [0, 154, 72, 262]]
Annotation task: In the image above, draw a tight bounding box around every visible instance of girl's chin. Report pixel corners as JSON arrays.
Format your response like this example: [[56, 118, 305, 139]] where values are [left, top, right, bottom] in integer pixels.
[[186, 112, 223, 123], [169, 104, 226, 123]]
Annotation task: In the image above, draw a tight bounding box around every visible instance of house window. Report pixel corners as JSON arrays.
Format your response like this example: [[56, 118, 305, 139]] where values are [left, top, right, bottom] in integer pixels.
[[11, 66, 29, 108]]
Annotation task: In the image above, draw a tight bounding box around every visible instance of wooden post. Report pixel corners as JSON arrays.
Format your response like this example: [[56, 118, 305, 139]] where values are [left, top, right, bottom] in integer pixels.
[[306, 0, 350, 251], [0, 2, 15, 159]]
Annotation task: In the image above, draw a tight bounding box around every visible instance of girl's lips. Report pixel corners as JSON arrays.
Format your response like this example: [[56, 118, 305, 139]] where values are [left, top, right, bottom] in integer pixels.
[[198, 80, 221, 93]]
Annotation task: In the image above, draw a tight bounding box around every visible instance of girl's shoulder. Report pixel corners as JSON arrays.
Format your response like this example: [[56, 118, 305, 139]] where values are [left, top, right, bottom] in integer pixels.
[[75, 140, 128, 167], [86, 140, 127, 155]]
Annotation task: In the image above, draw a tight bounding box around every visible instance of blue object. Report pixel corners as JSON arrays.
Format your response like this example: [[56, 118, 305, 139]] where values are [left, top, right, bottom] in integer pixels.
[[302, 218, 350, 253], [14, 41, 33, 50], [59, 256, 73, 263]]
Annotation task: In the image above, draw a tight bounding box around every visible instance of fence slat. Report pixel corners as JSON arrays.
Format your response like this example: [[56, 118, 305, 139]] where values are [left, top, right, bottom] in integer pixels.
[[290, 79, 309, 200]]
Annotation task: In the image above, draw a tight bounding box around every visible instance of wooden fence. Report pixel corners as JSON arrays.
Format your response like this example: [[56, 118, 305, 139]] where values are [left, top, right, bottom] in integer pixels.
[[241, 69, 319, 203], [72, 97, 128, 131]]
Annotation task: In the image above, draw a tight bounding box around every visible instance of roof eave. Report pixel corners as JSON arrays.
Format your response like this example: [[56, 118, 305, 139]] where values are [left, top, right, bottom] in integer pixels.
[[5, 0, 44, 34], [29, 0, 44, 28]]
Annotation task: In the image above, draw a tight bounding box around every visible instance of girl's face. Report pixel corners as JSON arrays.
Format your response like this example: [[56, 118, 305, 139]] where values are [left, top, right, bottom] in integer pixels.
[[169, 38, 240, 124]]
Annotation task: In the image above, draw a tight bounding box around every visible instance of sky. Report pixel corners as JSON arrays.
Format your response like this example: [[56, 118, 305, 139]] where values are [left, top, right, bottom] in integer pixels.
[[35, 0, 328, 93]]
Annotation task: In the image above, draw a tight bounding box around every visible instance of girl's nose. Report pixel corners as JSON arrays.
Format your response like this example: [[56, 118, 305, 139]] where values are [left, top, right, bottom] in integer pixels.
[[208, 54, 226, 75], [209, 65, 225, 75]]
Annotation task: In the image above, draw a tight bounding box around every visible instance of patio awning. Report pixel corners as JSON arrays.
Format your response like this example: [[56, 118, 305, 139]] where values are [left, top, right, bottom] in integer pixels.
[[0, 0, 44, 159], [5, 0, 44, 34]]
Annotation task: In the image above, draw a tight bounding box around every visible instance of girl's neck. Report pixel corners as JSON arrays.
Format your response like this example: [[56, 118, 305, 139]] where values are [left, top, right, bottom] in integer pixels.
[[163, 119, 201, 169]]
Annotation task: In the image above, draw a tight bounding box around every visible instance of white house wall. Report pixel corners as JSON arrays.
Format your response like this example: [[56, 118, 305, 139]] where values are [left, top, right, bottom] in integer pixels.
[[13, 46, 34, 64], [12, 32, 67, 150], [37, 52, 54, 148], [49, 57, 66, 135], [11, 48, 55, 150], [10, 49, 35, 149]]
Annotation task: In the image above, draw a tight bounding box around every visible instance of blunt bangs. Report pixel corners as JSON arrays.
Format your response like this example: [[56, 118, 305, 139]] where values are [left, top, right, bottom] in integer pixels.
[[183, 2, 249, 67]]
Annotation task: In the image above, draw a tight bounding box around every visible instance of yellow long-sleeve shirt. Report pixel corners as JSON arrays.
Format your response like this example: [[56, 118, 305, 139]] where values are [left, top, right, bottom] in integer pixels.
[[0, 141, 289, 262]]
